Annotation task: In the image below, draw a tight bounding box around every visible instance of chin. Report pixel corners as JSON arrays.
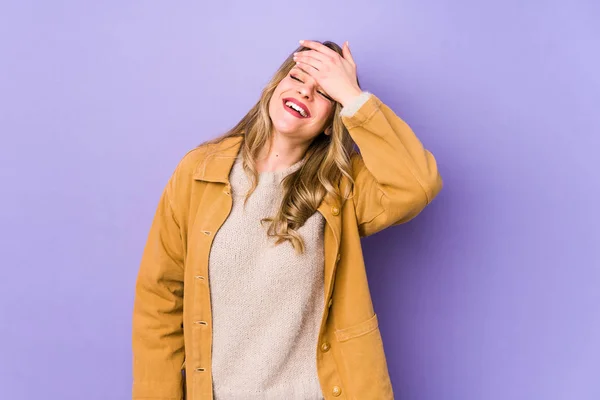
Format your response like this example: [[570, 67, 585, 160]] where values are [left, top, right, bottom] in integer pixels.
[[269, 108, 301, 135], [271, 120, 301, 137]]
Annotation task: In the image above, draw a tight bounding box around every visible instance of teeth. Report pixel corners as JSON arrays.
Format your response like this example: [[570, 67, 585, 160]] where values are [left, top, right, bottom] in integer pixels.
[[285, 101, 307, 117]]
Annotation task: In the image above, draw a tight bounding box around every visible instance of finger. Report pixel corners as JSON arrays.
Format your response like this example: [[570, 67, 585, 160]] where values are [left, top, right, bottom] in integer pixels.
[[295, 61, 319, 76], [295, 49, 330, 64], [299, 40, 339, 59], [342, 41, 355, 65], [293, 53, 323, 70]]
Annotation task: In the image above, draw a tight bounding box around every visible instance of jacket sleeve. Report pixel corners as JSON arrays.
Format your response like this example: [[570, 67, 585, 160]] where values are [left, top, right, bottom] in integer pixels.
[[132, 165, 186, 399], [340, 92, 443, 237]]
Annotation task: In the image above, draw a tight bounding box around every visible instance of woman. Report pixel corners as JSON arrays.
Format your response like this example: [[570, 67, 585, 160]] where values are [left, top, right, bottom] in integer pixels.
[[132, 40, 442, 400]]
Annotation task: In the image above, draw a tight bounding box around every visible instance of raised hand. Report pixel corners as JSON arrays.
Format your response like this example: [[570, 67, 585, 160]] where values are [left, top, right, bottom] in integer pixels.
[[293, 40, 362, 107]]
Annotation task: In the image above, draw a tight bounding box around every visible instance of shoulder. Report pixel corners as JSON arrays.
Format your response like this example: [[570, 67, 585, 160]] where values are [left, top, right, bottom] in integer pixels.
[[349, 151, 367, 175], [335, 151, 367, 196], [163, 143, 213, 216], [173, 136, 235, 173], [179, 144, 210, 170], [170, 145, 210, 184], [169, 135, 242, 186]]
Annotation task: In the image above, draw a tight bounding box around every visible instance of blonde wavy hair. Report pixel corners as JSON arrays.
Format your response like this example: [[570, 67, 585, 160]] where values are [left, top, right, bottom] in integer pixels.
[[200, 40, 362, 254]]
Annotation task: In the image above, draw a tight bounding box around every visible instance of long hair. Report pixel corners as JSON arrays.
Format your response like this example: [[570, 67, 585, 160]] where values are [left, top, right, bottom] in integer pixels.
[[200, 40, 361, 254]]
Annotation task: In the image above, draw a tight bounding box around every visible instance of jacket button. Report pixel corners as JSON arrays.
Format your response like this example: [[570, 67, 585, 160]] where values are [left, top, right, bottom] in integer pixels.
[[320, 342, 330, 352], [336, 253, 341, 263], [331, 206, 340, 216], [332, 386, 342, 396]]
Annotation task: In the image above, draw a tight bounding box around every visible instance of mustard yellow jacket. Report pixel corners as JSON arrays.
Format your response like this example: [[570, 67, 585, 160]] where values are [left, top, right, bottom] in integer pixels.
[[132, 94, 443, 400]]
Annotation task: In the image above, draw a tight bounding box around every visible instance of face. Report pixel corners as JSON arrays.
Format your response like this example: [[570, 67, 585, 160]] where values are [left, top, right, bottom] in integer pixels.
[[268, 65, 336, 143]]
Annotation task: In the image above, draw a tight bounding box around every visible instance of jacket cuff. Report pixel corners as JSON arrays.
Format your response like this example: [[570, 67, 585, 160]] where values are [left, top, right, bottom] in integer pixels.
[[339, 91, 372, 117], [340, 92, 383, 130]]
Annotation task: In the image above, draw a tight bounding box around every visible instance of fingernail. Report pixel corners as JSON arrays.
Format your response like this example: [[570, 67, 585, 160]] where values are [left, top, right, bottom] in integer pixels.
[[299, 40, 304, 44]]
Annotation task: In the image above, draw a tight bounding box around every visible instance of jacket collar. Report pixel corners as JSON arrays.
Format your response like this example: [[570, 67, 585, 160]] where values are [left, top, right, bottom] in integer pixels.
[[192, 134, 341, 244], [192, 135, 244, 183]]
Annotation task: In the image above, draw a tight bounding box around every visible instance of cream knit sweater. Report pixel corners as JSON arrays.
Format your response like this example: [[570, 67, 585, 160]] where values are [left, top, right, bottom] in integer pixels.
[[208, 92, 372, 400]]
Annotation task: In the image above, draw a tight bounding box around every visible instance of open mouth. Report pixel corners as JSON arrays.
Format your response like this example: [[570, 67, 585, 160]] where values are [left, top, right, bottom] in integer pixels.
[[282, 98, 310, 118]]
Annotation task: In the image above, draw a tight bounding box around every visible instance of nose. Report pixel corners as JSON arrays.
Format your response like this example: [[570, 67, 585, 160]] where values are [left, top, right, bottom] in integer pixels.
[[296, 79, 315, 100], [297, 85, 312, 100]]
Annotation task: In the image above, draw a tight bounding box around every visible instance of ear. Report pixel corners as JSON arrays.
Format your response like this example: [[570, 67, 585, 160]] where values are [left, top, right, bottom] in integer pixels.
[[324, 125, 332, 136]]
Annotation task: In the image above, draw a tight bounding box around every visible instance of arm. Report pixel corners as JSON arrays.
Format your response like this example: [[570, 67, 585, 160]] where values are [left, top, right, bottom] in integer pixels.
[[341, 92, 443, 237], [292, 40, 442, 237], [132, 167, 185, 399]]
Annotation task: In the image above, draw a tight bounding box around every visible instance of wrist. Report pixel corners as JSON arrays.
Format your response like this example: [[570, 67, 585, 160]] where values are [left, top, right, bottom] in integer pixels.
[[338, 86, 363, 107]]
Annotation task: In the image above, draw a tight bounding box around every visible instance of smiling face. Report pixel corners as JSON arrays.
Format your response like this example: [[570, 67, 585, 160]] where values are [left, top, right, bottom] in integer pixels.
[[268, 65, 336, 143]]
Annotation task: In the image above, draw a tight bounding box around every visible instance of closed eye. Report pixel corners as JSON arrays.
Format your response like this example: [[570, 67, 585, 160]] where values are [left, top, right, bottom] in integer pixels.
[[290, 74, 334, 102]]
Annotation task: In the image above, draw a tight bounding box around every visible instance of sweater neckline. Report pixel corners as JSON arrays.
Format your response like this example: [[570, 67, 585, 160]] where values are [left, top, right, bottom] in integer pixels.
[[234, 152, 305, 182], [258, 158, 305, 178]]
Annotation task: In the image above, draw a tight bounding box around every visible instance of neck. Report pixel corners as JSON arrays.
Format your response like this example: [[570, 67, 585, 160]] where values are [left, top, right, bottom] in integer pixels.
[[256, 130, 310, 173]]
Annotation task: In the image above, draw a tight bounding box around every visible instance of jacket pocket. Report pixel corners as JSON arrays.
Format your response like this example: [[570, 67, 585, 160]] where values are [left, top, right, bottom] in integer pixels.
[[335, 313, 379, 342], [334, 314, 394, 399]]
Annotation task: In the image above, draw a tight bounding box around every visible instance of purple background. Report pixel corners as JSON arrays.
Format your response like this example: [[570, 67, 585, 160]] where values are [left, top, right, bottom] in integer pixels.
[[1, 1, 599, 399]]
